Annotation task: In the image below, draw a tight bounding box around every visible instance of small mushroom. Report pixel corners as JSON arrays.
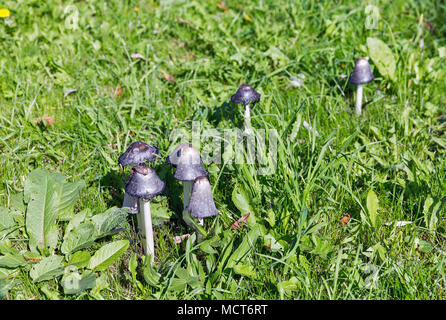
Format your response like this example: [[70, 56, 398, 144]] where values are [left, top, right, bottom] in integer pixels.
[[125, 165, 166, 260], [231, 84, 261, 134], [166, 143, 190, 168], [119, 141, 160, 214], [186, 177, 218, 219], [118, 141, 160, 167], [349, 57, 375, 117], [172, 144, 209, 225]]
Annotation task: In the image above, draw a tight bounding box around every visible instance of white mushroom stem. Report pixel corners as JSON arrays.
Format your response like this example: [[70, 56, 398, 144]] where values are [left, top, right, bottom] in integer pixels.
[[244, 104, 252, 134], [138, 198, 154, 262], [355, 84, 363, 117], [183, 181, 203, 225], [122, 192, 138, 214]]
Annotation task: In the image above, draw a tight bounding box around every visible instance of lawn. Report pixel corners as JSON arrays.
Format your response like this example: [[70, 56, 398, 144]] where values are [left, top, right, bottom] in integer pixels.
[[0, 0, 445, 300]]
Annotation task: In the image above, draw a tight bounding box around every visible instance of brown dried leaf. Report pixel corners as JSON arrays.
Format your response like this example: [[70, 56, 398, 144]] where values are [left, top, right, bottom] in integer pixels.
[[339, 214, 351, 226], [177, 17, 194, 28], [231, 213, 250, 230], [217, 1, 227, 10], [162, 71, 176, 83], [130, 53, 147, 61], [37, 115, 55, 127], [173, 234, 191, 244], [242, 13, 252, 21], [114, 85, 123, 97], [63, 88, 77, 99]]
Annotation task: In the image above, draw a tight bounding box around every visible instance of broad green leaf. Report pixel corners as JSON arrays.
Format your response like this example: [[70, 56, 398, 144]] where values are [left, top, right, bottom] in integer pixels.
[[0, 239, 18, 255], [29, 255, 64, 282], [0, 279, 14, 299], [61, 222, 96, 254], [61, 269, 96, 295], [88, 240, 129, 271], [0, 207, 15, 231], [46, 225, 60, 253], [366, 190, 379, 228], [40, 284, 61, 300], [263, 234, 283, 252], [277, 277, 299, 299], [150, 202, 174, 226], [10, 192, 26, 215], [233, 264, 257, 278], [225, 226, 260, 270], [0, 254, 26, 268], [65, 209, 91, 236], [232, 185, 253, 215], [54, 179, 86, 221], [24, 169, 60, 253], [143, 255, 161, 287], [91, 207, 128, 238], [67, 251, 92, 269], [129, 253, 138, 281], [367, 37, 396, 81]]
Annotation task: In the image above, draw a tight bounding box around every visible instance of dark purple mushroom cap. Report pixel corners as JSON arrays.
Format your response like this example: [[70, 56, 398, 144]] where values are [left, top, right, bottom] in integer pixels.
[[118, 141, 159, 167], [173, 145, 209, 181], [186, 177, 218, 219], [349, 57, 375, 85], [125, 165, 166, 200], [230, 84, 261, 106], [166, 143, 190, 168]]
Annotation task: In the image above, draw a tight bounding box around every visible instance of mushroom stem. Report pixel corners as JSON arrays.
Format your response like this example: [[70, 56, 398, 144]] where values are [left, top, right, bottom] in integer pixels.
[[355, 84, 363, 117], [183, 181, 193, 209], [138, 199, 155, 262], [122, 192, 138, 214], [244, 104, 252, 134]]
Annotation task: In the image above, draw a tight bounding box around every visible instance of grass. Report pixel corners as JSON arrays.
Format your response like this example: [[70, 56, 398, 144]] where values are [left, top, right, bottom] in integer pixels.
[[0, 0, 445, 300]]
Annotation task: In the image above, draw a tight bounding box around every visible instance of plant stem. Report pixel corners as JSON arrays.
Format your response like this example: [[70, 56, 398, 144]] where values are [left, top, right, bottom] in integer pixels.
[[122, 192, 138, 214], [183, 181, 193, 209], [356, 84, 363, 117], [138, 199, 154, 262]]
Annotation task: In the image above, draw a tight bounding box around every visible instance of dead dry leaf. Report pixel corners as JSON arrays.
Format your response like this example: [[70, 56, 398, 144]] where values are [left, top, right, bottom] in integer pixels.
[[173, 234, 191, 244], [243, 13, 252, 21], [130, 53, 147, 61], [231, 213, 250, 230], [63, 88, 77, 99], [162, 71, 175, 82], [114, 85, 123, 97], [177, 17, 194, 28], [339, 214, 351, 226], [36, 115, 55, 127], [217, 1, 227, 10]]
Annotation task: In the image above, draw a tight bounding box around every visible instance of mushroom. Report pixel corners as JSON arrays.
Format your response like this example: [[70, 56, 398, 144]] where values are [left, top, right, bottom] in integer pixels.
[[186, 177, 218, 220], [118, 141, 160, 214], [125, 165, 166, 260], [166, 143, 190, 168], [231, 84, 261, 134], [349, 57, 375, 117], [172, 144, 209, 225]]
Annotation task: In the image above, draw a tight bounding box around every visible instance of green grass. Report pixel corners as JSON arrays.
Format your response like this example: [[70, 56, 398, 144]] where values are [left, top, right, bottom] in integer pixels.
[[0, 0, 445, 300]]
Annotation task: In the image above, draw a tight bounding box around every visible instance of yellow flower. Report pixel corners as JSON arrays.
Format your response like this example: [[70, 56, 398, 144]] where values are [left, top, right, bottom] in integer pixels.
[[0, 8, 10, 18]]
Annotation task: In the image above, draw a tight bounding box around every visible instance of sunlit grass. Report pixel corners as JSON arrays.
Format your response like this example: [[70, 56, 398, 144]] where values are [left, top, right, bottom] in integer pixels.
[[0, 0, 445, 300]]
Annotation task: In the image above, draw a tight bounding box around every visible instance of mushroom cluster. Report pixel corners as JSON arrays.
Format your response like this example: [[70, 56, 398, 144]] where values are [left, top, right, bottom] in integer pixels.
[[119, 141, 218, 261], [166, 144, 218, 226], [118, 141, 164, 261]]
